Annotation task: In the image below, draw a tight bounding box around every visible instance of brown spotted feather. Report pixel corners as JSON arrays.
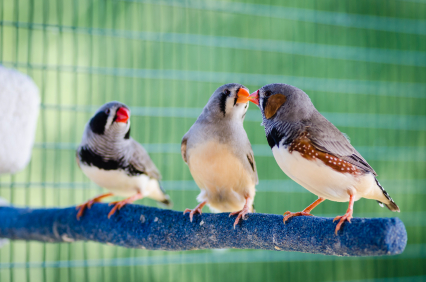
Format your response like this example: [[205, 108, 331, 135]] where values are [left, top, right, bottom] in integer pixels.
[[288, 132, 361, 175]]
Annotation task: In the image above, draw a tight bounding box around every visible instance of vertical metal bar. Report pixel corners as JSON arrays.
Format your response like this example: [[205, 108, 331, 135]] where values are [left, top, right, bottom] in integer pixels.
[[25, 1, 35, 281], [9, 0, 20, 281], [110, 1, 119, 280], [54, 0, 63, 281], [41, 0, 50, 280]]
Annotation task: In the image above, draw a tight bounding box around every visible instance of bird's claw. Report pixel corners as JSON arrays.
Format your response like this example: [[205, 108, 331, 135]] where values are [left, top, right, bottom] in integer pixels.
[[230, 207, 250, 229], [108, 201, 128, 218], [184, 202, 206, 222], [183, 208, 202, 222], [333, 213, 353, 235], [107, 193, 143, 219], [283, 211, 313, 224], [75, 193, 114, 220], [76, 200, 97, 220]]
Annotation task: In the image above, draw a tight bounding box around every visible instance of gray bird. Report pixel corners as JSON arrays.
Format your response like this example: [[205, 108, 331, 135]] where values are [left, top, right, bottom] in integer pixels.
[[76, 101, 172, 219], [181, 83, 258, 227], [249, 83, 399, 234]]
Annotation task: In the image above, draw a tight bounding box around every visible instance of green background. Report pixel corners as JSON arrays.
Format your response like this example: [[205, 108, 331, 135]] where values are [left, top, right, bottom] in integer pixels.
[[0, 0, 425, 281]]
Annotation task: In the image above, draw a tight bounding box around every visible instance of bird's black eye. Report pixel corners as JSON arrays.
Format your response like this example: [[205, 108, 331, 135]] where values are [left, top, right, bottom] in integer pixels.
[[265, 90, 272, 97], [224, 89, 231, 96], [105, 109, 110, 115]]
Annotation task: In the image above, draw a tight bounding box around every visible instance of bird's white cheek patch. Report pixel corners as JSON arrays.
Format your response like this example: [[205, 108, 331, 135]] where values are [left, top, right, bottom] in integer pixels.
[[227, 97, 247, 120], [104, 115, 115, 131]]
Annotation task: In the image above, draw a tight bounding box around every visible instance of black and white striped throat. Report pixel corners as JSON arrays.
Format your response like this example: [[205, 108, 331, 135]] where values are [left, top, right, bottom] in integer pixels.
[[265, 121, 300, 149]]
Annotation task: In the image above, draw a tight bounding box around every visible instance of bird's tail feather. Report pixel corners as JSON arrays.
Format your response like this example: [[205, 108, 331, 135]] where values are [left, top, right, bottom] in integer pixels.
[[147, 179, 173, 208], [159, 193, 173, 208], [157, 182, 173, 207], [375, 178, 400, 212], [376, 200, 400, 212], [385, 201, 400, 212]]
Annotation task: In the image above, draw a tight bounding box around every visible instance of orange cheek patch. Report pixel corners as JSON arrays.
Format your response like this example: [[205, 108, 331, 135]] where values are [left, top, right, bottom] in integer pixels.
[[264, 94, 287, 119], [288, 132, 361, 175]]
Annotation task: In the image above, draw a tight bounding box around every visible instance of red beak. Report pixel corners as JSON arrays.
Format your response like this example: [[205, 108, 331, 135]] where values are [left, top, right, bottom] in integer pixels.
[[116, 107, 130, 123], [249, 90, 260, 106]]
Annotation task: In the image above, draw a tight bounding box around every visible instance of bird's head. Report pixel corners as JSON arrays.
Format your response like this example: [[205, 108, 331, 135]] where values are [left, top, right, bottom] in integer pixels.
[[203, 83, 255, 121], [249, 83, 315, 124], [89, 101, 131, 139]]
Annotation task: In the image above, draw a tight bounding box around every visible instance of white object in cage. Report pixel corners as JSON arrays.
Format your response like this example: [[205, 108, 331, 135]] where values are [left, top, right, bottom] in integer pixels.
[[0, 66, 40, 174]]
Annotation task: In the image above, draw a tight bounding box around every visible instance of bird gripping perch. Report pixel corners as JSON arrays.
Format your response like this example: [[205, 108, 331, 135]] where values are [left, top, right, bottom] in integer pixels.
[[0, 204, 406, 257]]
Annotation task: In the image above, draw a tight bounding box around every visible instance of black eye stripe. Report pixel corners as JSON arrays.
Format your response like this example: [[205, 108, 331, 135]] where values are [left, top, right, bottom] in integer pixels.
[[90, 111, 109, 135], [124, 127, 131, 139], [219, 92, 228, 116], [262, 96, 268, 111]]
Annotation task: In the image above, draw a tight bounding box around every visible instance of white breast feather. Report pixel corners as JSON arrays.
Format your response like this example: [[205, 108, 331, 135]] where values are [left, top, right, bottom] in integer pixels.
[[188, 141, 256, 212], [80, 163, 149, 197], [272, 146, 379, 202]]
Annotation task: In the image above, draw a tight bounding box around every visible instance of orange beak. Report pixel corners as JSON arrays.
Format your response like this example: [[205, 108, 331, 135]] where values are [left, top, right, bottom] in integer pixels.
[[116, 107, 130, 123], [249, 90, 260, 106], [235, 88, 251, 104]]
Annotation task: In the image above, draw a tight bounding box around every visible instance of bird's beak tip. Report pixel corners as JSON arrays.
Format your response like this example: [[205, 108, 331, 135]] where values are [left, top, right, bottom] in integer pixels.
[[249, 90, 260, 106], [116, 107, 130, 123]]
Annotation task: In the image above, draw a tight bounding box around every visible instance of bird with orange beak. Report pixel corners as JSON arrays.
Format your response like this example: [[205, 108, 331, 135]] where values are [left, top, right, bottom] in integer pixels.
[[76, 101, 172, 219], [181, 83, 258, 228], [248, 84, 399, 234]]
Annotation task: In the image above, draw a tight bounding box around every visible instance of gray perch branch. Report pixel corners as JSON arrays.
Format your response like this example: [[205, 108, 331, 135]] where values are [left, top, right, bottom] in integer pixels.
[[0, 204, 406, 257]]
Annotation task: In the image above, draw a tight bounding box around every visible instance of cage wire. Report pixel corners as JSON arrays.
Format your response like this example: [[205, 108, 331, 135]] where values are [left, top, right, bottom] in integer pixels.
[[0, 0, 425, 281]]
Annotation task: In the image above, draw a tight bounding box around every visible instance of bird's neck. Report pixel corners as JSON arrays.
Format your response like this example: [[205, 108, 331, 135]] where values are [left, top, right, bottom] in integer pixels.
[[264, 119, 304, 148], [83, 132, 130, 158]]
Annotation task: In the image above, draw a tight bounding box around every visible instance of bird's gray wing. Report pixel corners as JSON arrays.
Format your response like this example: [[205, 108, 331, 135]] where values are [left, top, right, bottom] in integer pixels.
[[128, 139, 162, 180], [181, 136, 188, 164], [75, 152, 81, 169], [306, 113, 377, 175], [246, 148, 259, 185]]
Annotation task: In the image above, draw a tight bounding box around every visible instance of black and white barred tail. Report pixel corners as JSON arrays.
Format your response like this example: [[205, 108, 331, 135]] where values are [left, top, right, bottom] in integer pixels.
[[375, 178, 400, 212], [159, 185, 173, 208], [160, 196, 173, 207]]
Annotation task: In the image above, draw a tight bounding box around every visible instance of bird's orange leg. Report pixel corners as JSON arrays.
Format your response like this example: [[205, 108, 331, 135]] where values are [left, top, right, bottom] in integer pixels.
[[108, 192, 144, 219], [333, 194, 355, 235], [76, 193, 114, 220], [283, 197, 325, 223], [183, 201, 207, 222], [229, 196, 253, 228]]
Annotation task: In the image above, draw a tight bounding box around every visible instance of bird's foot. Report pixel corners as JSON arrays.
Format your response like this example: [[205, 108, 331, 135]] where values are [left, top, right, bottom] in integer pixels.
[[108, 193, 143, 219], [183, 208, 202, 222], [229, 206, 251, 229], [283, 211, 313, 223], [333, 212, 353, 235], [76, 200, 96, 220], [108, 201, 127, 218], [183, 201, 207, 222], [76, 193, 113, 220]]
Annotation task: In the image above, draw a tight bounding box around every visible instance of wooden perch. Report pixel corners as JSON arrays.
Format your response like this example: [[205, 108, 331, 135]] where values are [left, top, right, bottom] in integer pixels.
[[0, 204, 406, 256]]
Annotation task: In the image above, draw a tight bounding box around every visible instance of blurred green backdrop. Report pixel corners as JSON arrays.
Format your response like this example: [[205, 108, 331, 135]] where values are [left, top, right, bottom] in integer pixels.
[[0, 0, 425, 281]]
